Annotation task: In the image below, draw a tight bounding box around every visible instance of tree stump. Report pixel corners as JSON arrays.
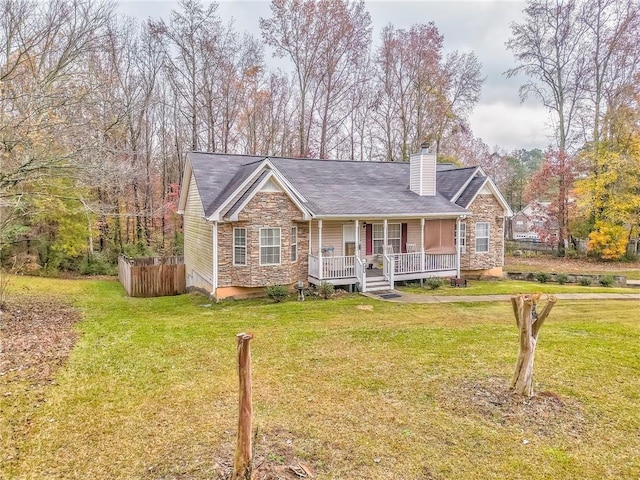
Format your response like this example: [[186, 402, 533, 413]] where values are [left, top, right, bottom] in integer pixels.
[[510, 293, 557, 398], [232, 333, 253, 480]]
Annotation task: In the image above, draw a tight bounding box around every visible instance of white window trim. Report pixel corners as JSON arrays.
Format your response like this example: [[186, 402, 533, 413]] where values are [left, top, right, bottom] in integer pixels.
[[291, 226, 298, 262], [259, 227, 281, 266], [476, 222, 490, 253], [233, 227, 247, 266], [456, 222, 467, 253], [373, 222, 401, 255]]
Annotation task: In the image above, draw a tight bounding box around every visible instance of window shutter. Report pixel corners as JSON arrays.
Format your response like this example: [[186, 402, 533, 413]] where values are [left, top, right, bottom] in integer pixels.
[[365, 224, 373, 255], [401, 223, 408, 253]]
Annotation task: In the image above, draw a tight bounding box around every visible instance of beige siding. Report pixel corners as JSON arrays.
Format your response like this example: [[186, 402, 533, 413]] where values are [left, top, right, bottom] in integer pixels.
[[409, 152, 436, 196], [310, 221, 345, 256], [183, 173, 213, 291], [406, 219, 423, 250]]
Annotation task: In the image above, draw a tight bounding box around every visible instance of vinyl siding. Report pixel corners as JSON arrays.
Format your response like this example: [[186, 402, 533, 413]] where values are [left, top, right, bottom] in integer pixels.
[[310, 221, 345, 256], [183, 173, 213, 291]]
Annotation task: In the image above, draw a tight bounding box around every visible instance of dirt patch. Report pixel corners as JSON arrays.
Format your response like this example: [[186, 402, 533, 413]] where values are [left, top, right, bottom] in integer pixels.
[[505, 255, 640, 274], [442, 376, 585, 439], [1, 295, 81, 464], [1, 295, 81, 383], [208, 428, 316, 480]]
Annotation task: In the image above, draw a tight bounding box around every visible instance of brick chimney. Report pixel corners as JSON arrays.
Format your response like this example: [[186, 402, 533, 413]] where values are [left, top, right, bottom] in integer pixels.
[[410, 142, 436, 196]]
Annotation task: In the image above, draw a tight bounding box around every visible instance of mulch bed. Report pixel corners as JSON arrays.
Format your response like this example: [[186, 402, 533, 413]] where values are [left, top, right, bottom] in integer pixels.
[[441, 376, 586, 439]]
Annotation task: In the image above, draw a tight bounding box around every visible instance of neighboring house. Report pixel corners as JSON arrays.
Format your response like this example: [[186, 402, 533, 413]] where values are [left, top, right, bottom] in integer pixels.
[[177, 147, 513, 300], [511, 201, 557, 242]]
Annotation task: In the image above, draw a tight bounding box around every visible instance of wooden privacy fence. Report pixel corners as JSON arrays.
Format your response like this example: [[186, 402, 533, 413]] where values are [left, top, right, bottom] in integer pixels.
[[118, 255, 185, 297]]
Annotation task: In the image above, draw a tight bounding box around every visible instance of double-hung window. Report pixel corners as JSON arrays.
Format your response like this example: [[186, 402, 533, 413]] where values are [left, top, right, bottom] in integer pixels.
[[233, 228, 246, 265], [373, 223, 401, 254], [475, 222, 489, 253], [260, 227, 281, 265], [291, 226, 298, 262]]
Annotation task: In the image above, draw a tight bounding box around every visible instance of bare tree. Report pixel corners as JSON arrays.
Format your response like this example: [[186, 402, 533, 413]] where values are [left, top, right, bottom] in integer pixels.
[[510, 293, 557, 398]]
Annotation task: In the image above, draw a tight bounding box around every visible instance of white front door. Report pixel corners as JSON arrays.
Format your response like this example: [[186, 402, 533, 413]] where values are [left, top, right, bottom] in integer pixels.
[[343, 224, 356, 256]]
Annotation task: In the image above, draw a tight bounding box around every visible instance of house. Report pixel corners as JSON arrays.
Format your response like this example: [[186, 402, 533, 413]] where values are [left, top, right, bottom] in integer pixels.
[[177, 147, 513, 300], [511, 201, 557, 242]]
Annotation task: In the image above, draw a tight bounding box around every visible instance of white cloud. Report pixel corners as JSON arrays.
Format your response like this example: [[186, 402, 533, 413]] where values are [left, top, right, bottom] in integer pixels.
[[470, 102, 552, 151]]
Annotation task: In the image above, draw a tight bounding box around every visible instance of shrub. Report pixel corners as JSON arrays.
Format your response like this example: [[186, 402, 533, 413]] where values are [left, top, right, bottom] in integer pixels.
[[580, 277, 592, 286], [599, 275, 614, 287], [555, 273, 568, 285], [587, 222, 629, 260], [318, 281, 334, 299], [265, 284, 289, 303], [79, 253, 117, 276], [536, 272, 550, 284], [425, 277, 444, 290]]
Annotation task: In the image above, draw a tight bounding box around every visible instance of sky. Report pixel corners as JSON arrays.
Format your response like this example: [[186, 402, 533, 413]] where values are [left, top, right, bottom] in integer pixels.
[[118, 0, 553, 152]]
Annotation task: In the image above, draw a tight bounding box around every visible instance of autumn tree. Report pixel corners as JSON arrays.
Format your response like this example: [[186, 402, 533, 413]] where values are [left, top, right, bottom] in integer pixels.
[[260, 0, 372, 158], [0, 0, 114, 265], [373, 23, 484, 162]]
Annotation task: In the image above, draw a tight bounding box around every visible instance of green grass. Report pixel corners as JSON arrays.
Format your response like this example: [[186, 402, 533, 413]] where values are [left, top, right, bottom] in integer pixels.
[[3, 276, 640, 479], [397, 279, 634, 295]]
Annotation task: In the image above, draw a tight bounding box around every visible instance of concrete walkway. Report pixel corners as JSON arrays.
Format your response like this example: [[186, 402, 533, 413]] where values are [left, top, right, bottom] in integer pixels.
[[365, 291, 640, 304]]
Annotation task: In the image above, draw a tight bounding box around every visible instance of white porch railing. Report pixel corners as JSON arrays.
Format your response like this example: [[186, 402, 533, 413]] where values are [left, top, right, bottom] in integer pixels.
[[323, 255, 355, 278], [391, 252, 422, 274], [391, 252, 457, 274], [308, 254, 320, 278], [383, 254, 395, 286], [308, 254, 355, 279], [424, 253, 457, 272], [310, 253, 457, 280], [355, 257, 366, 292]]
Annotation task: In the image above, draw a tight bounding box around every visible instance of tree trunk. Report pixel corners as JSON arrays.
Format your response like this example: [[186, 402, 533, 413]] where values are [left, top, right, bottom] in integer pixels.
[[232, 333, 253, 480], [510, 294, 557, 398]]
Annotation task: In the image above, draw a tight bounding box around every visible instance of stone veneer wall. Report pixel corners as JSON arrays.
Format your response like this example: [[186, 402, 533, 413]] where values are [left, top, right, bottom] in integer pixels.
[[217, 191, 309, 289], [460, 194, 505, 272]]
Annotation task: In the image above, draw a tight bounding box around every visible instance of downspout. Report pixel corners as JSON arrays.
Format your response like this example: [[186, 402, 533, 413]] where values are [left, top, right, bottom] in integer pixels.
[[212, 222, 218, 301], [420, 218, 425, 273], [318, 219, 323, 280], [455, 216, 462, 279]]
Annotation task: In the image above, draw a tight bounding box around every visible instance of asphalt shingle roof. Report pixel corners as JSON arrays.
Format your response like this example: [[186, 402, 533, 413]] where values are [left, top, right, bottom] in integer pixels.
[[455, 176, 486, 208], [436, 166, 479, 201], [186, 152, 481, 218]]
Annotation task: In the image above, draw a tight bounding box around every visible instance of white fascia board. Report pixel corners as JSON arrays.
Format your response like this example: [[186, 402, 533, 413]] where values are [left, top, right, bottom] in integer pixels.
[[262, 159, 308, 203], [207, 159, 269, 221], [465, 177, 514, 217], [226, 170, 312, 221], [207, 158, 310, 222], [451, 166, 482, 203], [177, 159, 193, 215], [315, 212, 468, 220]]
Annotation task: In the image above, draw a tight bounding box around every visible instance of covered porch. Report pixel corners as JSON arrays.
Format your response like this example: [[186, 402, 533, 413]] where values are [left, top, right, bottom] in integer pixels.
[[307, 217, 463, 292]]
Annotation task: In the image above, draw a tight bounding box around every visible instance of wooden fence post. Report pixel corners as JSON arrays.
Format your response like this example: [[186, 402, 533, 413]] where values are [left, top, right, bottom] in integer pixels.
[[232, 333, 254, 480]]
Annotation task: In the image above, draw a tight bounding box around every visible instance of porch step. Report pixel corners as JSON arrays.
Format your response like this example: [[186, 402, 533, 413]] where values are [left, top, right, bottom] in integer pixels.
[[366, 277, 392, 292]]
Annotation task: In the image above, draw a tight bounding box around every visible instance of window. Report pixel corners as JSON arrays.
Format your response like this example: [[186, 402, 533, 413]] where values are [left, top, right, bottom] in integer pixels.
[[260, 227, 281, 265], [476, 222, 489, 253], [455, 222, 467, 253], [373, 223, 401, 254], [233, 228, 246, 265], [291, 226, 298, 262]]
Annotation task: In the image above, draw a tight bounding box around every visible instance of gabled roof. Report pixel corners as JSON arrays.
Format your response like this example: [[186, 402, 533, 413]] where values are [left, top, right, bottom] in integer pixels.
[[179, 152, 512, 221], [436, 166, 480, 202]]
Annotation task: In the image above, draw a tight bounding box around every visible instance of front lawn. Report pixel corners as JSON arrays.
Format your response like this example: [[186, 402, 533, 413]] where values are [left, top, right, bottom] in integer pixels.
[[397, 278, 633, 295], [2, 277, 639, 479]]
